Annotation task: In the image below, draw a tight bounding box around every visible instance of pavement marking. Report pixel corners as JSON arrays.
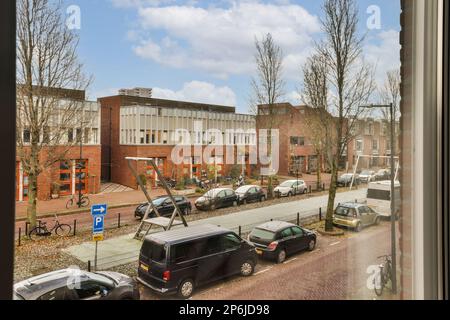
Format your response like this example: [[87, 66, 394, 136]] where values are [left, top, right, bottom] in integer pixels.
[[283, 257, 298, 264], [254, 267, 273, 276], [330, 241, 341, 246]]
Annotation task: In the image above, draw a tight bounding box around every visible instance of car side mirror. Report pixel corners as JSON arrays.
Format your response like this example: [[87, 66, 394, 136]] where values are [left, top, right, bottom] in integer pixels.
[[100, 289, 109, 297]]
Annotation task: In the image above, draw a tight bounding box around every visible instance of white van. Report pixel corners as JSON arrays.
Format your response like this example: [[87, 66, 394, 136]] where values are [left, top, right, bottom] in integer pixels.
[[366, 181, 401, 217]]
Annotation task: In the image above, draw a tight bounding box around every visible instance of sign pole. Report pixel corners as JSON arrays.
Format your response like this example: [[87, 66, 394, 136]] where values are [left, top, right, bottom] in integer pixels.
[[94, 241, 98, 271]]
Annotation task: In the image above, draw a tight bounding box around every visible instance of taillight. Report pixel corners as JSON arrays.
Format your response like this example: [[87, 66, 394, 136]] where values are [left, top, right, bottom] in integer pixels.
[[163, 270, 171, 281], [267, 241, 278, 251]]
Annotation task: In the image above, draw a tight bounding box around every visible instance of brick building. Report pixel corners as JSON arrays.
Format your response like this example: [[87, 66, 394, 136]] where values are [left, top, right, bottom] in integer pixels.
[[256, 103, 354, 176], [350, 118, 400, 170], [99, 94, 256, 189], [16, 88, 101, 201]]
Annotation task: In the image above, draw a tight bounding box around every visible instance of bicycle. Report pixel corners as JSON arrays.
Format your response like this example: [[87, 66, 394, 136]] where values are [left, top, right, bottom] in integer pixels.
[[28, 214, 72, 240], [373, 255, 393, 296], [66, 194, 90, 209]]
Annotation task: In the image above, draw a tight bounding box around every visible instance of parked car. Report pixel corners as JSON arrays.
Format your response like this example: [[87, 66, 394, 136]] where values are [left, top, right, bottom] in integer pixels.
[[333, 202, 380, 232], [195, 187, 238, 211], [235, 185, 266, 204], [374, 169, 391, 181], [337, 173, 360, 187], [13, 268, 140, 300], [358, 170, 376, 183], [248, 221, 316, 263], [135, 195, 192, 219], [137, 224, 257, 298], [274, 179, 308, 197]]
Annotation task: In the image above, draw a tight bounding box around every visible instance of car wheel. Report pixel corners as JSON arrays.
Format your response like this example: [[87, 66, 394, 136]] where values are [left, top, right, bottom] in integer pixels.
[[355, 223, 362, 232], [243, 199, 247, 205], [307, 239, 316, 251], [240, 260, 255, 276], [178, 279, 195, 299], [276, 249, 286, 264], [210, 204, 216, 211], [287, 192, 292, 197], [303, 188, 308, 194], [183, 207, 191, 215], [260, 195, 265, 202], [233, 200, 238, 207]]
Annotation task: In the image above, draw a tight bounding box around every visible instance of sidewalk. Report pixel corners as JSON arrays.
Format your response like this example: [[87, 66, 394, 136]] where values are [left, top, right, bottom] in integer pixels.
[[15, 188, 168, 221], [64, 188, 367, 269]]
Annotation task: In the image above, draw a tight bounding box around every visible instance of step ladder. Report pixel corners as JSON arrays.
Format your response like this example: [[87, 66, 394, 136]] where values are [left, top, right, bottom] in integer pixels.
[[126, 157, 188, 241]]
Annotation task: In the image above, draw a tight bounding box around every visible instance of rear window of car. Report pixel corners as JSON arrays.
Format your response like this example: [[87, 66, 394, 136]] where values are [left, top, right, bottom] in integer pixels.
[[335, 206, 356, 217], [250, 228, 276, 240], [141, 240, 167, 263]]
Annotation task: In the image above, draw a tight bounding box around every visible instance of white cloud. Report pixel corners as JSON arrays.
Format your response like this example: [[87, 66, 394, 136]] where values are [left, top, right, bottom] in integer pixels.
[[152, 81, 237, 106], [111, 0, 175, 8], [364, 29, 401, 86], [131, 2, 321, 78]]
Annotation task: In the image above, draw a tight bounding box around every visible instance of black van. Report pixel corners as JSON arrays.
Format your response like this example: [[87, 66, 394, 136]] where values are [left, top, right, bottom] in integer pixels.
[[137, 224, 258, 298]]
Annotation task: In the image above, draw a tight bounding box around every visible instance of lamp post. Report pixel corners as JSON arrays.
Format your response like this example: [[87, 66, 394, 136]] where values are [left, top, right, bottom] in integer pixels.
[[359, 103, 397, 294]]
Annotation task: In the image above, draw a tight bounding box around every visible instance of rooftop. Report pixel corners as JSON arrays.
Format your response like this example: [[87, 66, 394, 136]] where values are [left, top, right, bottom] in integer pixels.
[[255, 220, 296, 232], [145, 224, 230, 244]]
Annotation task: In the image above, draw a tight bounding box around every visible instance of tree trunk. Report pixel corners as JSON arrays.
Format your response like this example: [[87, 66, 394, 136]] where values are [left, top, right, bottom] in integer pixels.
[[267, 176, 274, 199], [316, 153, 322, 190], [325, 158, 338, 231], [27, 172, 38, 228]]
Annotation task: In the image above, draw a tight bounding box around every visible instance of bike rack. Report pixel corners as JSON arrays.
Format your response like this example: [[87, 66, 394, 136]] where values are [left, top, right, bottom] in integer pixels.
[[125, 157, 188, 240]]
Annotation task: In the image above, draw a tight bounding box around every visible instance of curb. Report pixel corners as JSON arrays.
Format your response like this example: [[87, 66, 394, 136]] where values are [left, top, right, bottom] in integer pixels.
[[15, 193, 203, 222]]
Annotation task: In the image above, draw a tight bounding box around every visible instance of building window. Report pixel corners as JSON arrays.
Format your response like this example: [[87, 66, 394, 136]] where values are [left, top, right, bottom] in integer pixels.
[[23, 127, 30, 143], [355, 139, 363, 152], [68, 129, 74, 143], [83, 128, 90, 144], [76, 128, 82, 143], [290, 136, 305, 146], [140, 130, 145, 144], [372, 139, 378, 150], [92, 128, 98, 144]]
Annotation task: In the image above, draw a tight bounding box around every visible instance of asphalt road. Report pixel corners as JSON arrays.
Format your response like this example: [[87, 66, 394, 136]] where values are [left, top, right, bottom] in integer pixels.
[[139, 221, 392, 300]]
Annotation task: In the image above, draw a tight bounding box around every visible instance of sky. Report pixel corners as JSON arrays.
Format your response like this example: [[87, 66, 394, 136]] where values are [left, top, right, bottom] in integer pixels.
[[69, 0, 401, 114]]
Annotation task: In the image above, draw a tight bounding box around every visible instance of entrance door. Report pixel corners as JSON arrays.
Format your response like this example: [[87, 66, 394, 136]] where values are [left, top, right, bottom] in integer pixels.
[[16, 162, 29, 201], [74, 159, 89, 194], [59, 160, 73, 196]]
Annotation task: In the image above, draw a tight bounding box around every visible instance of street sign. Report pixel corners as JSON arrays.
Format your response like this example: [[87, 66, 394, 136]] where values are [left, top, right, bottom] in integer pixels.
[[92, 215, 105, 233], [91, 204, 107, 216], [93, 233, 104, 242]]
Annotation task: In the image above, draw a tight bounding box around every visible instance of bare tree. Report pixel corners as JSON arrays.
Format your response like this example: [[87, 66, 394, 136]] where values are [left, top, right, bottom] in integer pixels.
[[301, 53, 334, 190], [317, 0, 376, 231], [250, 33, 285, 198], [379, 69, 401, 152], [17, 0, 91, 227]]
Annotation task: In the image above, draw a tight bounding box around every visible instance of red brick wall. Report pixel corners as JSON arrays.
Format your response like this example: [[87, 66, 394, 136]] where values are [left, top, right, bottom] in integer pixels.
[[17, 145, 101, 201]]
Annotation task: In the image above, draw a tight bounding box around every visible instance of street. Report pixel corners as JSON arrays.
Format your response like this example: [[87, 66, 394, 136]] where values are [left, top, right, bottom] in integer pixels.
[[139, 222, 392, 300]]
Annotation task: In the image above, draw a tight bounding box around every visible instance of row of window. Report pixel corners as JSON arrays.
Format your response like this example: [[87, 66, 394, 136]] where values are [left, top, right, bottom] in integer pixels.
[[22, 127, 99, 145]]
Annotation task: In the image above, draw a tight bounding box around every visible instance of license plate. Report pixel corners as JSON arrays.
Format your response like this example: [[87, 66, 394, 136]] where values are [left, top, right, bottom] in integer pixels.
[[256, 249, 263, 255], [140, 263, 149, 272]]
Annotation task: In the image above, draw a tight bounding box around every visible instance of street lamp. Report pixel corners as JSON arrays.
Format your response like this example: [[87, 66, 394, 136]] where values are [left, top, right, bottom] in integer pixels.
[[359, 103, 397, 294]]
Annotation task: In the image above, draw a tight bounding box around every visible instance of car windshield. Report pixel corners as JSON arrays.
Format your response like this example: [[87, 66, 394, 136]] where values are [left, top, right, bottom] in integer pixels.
[[250, 228, 276, 240], [151, 197, 167, 206], [235, 186, 251, 194], [279, 181, 294, 187]]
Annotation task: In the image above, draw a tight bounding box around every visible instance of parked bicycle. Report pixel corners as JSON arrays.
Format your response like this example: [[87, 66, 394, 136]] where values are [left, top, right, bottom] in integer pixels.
[[28, 214, 72, 240], [373, 255, 393, 296], [66, 194, 90, 209]]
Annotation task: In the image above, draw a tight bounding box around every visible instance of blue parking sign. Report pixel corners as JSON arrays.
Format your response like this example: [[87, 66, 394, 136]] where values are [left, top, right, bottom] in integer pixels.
[[93, 215, 105, 233]]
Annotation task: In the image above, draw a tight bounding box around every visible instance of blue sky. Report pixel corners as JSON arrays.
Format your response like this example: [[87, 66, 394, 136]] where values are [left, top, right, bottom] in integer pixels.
[[69, 0, 401, 113]]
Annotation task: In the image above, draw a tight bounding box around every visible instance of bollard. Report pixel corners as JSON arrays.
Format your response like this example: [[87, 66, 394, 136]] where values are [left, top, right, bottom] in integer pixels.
[[270, 219, 273, 221], [73, 219, 77, 236], [355, 199, 358, 203], [18, 228, 21, 247], [323, 183, 325, 191], [118, 213, 121, 229], [238, 226, 241, 237], [309, 185, 312, 194], [88, 260, 91, 272], [25, 222, 29, 236], [297, 212, 300, 225], [319, 208, 322, 221]]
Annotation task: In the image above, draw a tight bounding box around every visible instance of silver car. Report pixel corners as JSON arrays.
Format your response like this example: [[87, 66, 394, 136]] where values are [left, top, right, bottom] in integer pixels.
[[274, 180, 308, 197]]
